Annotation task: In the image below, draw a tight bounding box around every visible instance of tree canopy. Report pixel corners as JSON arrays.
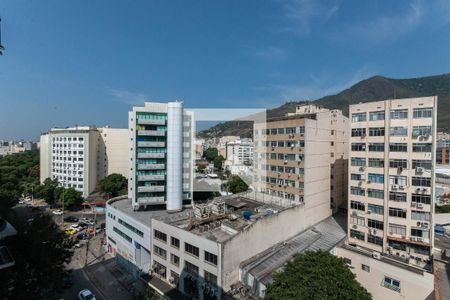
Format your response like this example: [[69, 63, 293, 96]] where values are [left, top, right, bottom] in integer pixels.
[[0, 214, 74, 299], [265, 251, 372, 300], [228, 175, 248, 194], [203, 147, 219, 162], [99, 173, 128, 198]]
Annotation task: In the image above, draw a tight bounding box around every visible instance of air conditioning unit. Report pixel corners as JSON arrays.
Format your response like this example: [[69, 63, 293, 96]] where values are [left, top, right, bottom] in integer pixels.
[[359, 166, 366, 172], [417, 203, 424, 208], [416, 188, 422, 192], [417, 237, 423, 242], [361, 134, 366, 138], [416, 167, 424, 173], [373, 252, 381, 260], [417, 221, 422, 226], [351, 211, 358, 216], [421, 222, 429, 229], [367, 180, 371, 184], [392, 185, 398, 190], [399, 185, 405, 190], [397, 166, 403, 172], [284, 160, 288, 164], [352, 225, 358, 229], [366, 211, 372, 215], [411, 236, 417, 241], [422, 188, 428, 193]]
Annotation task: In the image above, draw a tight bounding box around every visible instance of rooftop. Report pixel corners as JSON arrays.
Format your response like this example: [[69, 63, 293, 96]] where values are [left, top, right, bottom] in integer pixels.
[[239, 216, 347, 286]]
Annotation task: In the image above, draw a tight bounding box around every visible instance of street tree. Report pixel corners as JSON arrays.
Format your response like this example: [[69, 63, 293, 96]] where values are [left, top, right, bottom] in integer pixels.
[[99, 173, 127, 198], [265, 251, 372, 300]]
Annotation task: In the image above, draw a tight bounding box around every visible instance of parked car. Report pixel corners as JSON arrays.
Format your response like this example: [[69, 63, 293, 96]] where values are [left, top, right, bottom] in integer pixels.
[[78, 289, 96, 300], [76, 233, 89, 240], [79, 217, 89, 223], [53, 209, 63, 215], [85, 219, 95, 226], [94, 226, 102, 234], [78, 222, 88, 229], [64, 216, 79, 223], [70, 224, 82, 232], [64, 228, 77, 235]]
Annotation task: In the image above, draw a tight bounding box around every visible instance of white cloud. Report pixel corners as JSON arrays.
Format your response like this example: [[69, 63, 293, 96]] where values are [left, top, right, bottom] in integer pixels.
[[274, 67, 376, 101], [255, 46, 288, 62], [106, 88, 152, 105], [280, 0, 342, 34]]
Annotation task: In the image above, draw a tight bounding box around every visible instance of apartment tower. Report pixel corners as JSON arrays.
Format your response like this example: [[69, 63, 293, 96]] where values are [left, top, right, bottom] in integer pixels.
[[128, 101, 194, 211], [348, 96, 437, 269], [253, 104, 349, 215]]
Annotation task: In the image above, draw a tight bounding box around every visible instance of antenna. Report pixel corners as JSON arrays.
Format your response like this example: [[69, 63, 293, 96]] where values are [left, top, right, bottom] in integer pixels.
[[0, 17, 4, 55]]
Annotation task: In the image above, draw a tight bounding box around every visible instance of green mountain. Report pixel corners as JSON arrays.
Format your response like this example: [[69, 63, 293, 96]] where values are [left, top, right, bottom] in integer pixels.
[[198, 73, 450, 138]]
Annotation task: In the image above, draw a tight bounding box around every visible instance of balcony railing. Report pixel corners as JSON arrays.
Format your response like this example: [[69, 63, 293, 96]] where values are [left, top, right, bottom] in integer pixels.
[[137, 175, 165, 181], [137, 186, 165, 192], [137, 141, 165, 148], [137, 164, 165, 170], [137, 130, 166, 137], [137, 196, 165, 205], [136, 119, 166, 125], [137, 152, 165, 159]]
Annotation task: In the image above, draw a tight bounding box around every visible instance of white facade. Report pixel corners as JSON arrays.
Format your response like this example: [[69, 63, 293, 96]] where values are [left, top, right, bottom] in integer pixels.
[[128, 101, 194, 210], [225, 139, 253, 165], [40, 126, 128, 197]]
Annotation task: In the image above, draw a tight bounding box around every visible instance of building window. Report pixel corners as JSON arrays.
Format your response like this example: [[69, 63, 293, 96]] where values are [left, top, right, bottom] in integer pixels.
[[171, 237, 180, 249], [351, 143, 366, 151], [154, 230, 167, 243], [350, 201, 365, 211], [350, 186, 365, 196], [390, 126, 408, 136], [389, 223, 406, 236], [368, 158, 384, 168], [369, 127, 384, 136], [154, 245, 167, 259], [390, 109, 408, 119], [412, 160, 432, 170], [361, 264, 370, 272], [350, 229, 365, 241], [204, 251, 218, 266], [413, 108, 432, 119], [389, 176, 407, 187], [352, 113, 367, 122], [369, 143, 384, 152], [204, 270, 218, 285], [153, 261, 167, 279], [389, 143, 407, 152], [350, 216, 365, 226], [368, 235, 383, 246], [383, 276, 401, 292], [170, 253, 180, 266], [369, 111, 385, 121], [389, 207, 407, 218], [367, 204, 384, 215], [413, 143, 432, 152], [351, 173, 364, 181], [351, 157, 366, 167], [185, 261, 199, 275], [412, 177, 431, 187], [412, 126, 432, 137], [368, 219, 384, 230], [389, 192, 407, 202], [352, 128, 366, 137], [185, 242, 199, 257], [113, 227, 132, 243], [368, 173, 384, 184], [343, 258, 352, 266], [367, 189, 384, 199], [411, 193, 431, 205], [389, 159, 407, 169], [118, 219, 144, 237], [411, 210, 431, 221]]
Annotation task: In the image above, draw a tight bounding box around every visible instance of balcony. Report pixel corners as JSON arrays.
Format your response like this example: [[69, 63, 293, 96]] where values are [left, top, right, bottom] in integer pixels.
[[137, 196, 165, 205], [137, 130, 166, 137], [137, 164, 165, 170], [137, 175, 165, 181], [137, 141, 165, 148], [137, 119, 165, 125], [137, 186, 165, 192], [137, 152, 165, 159]]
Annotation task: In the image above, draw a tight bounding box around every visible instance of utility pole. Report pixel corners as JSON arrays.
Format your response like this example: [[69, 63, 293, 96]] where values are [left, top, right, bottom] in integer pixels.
[[0, 17, 4, 55]]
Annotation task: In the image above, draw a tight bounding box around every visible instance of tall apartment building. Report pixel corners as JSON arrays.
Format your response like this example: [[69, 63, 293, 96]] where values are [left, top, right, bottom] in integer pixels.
[[253, 104, 349, 214], [437, 138, 450, 165], [40, 126, 128, 197], [225, 139, 253, 165], [128, 101, 194, 211], [337, 96, 437, 300]]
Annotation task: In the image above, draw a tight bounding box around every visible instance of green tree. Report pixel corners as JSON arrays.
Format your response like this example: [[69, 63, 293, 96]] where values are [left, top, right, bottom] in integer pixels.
[[37, 178, 59, 205], [0, 214, 74, 299], [203, 147, 219, 162], [265, 251, 372, 300], [56, 187, 82, 209], [99, 173, 128, 198], [213, 155, 225, 170], [228, 175, 248, 194]]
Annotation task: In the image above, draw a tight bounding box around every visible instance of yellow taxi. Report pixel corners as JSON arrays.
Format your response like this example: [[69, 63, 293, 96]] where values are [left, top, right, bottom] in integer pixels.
[[64, 227, 77, 235]]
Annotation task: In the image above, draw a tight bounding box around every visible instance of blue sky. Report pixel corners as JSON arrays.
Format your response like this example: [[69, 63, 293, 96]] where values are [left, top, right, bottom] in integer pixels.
[[1, 0, 450, 140]]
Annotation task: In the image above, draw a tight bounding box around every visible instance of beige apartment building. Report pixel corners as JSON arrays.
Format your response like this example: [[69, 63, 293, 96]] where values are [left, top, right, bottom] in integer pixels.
[[40, 126, 128, 197], [337, 96, 437, 300], [253, 104, 349, 214]]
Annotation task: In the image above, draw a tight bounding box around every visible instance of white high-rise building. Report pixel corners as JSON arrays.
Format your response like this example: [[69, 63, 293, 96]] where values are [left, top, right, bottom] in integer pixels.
[[225, 139, 253, 165], [40, 126, 128, 197], [128, 101, 194, 211]]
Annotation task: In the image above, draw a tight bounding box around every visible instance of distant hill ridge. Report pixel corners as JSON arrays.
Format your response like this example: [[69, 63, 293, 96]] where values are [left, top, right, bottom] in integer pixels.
[[198, 73, 450, 138]]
